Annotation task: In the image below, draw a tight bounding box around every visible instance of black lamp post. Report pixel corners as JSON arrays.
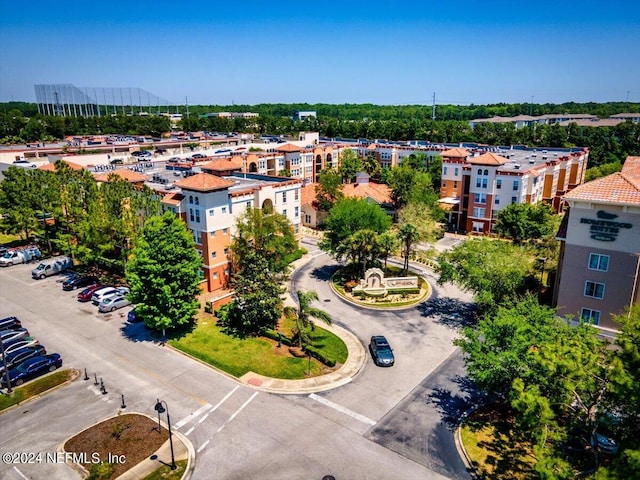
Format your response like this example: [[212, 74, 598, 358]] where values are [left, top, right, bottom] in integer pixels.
[[1, 340, 13, 394], [154, 399, 176, 470]]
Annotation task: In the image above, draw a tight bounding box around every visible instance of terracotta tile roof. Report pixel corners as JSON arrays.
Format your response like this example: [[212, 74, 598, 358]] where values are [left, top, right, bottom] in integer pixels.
[[441, 148, 470, 158], [174, 173, 235, 192], [564, 170, 640, 206], [622, 156, 640, 181], [162, 192, 185, 205], [467, 152, 509, 166], [93, 169, 149, 183], [342, 181, 392, 205], [301, 184, 317, 207], [275, 144, 302, 153], [39, 160, 85, 171], [200, 157, 243, 171]]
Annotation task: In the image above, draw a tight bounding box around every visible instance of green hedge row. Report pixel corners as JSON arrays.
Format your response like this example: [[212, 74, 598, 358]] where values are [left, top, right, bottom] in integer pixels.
[[263, 329, 293, 347], [387, 287, 420, 295], [304, 345, 336, 368]]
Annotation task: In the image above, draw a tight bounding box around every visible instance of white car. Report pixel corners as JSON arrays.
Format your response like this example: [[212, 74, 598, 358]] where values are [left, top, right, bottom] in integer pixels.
[[98, 295, 132, 313], [91, 286, 129, 305]]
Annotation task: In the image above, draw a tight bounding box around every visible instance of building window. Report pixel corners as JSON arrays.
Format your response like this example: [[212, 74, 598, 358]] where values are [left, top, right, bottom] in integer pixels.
[[295, 189, 299, 201], [453, 181, 458, 189], [193, 231, 201, 244], [584, 281, 605, 299], [474, 193, 487, 204], [513, 180, 519, 191], [581, 308, 601, 325], [443, 166, 448, 175], [212, 251, 217, 258], [282, 191, 287, 203], [223, 228, 228, 234], [246, 201, 251, 208], [495, 196, 500, 205], [194, 197, 199, 205], [477, 168, 482, 175], [454, 167, 459, 176], [305, 214, 311, 224], [483, 169, 488, 175], [213, 272, 218, 279], [195, 210, 200, 223], [588, 253, 609, 272], [511, 196, 517, 204], [473, 207, 485, 218], [224, 248, 229, 256], [189, 195, 193, 204], [224, 268, 229, 276], [222, 207, 227, 214], [496, 179, 502, 189], [209, 209, 215, 216], [283, 209, 287, 217], [295, 206, 299, 217], [189, 208, 194, 222], [210, 231, 215, 238]]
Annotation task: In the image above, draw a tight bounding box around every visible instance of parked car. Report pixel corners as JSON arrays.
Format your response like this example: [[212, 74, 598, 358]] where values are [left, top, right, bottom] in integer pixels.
[[98, 294, 132, 313], [127, 307, 141, 323], [369, 336, 395, 367], [0, 328, 30, 344], [0, 246, 41, 266], [0, 316, 21, 331], [91, 286, 129, 305], [31, 256, 73, 279], [1, 354, 62, 387], [0, 345, 47, 375], [77, 284, 104, 302], [62, 275, 99, 291], [1, 338, 40, 359], [191, 153, 206, 159]]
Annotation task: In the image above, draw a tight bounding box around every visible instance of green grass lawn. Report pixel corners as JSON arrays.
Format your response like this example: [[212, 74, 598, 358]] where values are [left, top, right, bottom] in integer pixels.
[[0, 369, 74, 411], [169, 317, 347, 379]]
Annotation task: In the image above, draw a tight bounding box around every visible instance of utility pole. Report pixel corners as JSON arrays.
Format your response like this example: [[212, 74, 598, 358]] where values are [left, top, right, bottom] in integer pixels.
[[431, 92, 436, 121]]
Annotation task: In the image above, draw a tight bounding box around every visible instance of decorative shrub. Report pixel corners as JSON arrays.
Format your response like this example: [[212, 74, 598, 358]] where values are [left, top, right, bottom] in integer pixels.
[[304, 345, 336, 367]]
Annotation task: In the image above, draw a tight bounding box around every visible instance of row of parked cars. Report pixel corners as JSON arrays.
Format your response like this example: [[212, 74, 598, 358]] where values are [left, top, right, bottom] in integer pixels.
[[0, 316, 62, 388], [63, 274, 133, 314]]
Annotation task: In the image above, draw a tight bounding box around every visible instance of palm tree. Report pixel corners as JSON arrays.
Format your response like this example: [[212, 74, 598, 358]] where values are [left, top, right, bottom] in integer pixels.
[[284, 290, 332, 348], [398, 223, 419, 276], [378, 231, 398, 275]]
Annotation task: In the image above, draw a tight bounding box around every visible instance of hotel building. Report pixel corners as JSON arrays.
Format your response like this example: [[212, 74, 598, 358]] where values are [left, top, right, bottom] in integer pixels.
[[553, 156, 640, 336]]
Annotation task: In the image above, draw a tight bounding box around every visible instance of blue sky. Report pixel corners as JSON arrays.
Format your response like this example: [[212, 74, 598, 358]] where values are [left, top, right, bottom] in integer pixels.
[[1, 0, 639, 106]]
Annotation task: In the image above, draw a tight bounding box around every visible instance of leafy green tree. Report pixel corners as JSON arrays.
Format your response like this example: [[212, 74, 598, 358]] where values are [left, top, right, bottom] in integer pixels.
[[436, 238, 535, 313], [231, 207, 298, 274], [397, 202, 443, 244], [338, 149, 363, 183], [320, 198, 390, 261], [126, 212, 202, 331], [0, 166, 41, 240], [362, 153, 381, 180], [378, 231, 398, 274], [278, 168, 292, 177], [398, 223, 419, 276], [494, 203, 556, 244], [337, 229, 381, 276], [284, 290, 332, 348], [315, 167, 343, 212], [222, 248, 283, 337], [386, 164, 438, 208]]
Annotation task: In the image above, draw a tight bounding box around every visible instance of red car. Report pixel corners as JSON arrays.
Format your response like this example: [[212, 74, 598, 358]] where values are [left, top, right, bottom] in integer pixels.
[[77, 284, 103, 302]]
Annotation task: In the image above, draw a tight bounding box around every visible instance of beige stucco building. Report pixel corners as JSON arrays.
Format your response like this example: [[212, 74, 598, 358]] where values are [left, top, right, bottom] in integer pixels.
[[553, 156, 640, 336]]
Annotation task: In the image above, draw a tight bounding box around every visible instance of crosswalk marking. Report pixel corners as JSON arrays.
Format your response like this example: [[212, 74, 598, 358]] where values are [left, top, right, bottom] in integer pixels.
[[308, 393, 377, 426]]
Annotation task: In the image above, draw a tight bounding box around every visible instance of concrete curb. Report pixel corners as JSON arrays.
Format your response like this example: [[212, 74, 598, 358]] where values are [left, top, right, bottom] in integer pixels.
[[454, 406, 480, 479], [0, 367, 80, 415]]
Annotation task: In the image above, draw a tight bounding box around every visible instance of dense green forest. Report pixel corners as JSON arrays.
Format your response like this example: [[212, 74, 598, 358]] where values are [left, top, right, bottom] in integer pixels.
[[1, 101, 639, 170]]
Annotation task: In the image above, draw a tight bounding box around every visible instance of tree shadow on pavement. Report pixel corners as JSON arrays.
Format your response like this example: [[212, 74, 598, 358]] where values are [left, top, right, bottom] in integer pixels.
[[418, 297, 476, 328], [310, 264, 340, 281], [428, 375, 484, 430]]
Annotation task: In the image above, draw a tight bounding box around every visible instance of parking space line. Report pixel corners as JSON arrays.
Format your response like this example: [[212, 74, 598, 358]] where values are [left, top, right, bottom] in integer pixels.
[[13, 467, 29, 480], [308, 393, 377, 426], [196, 439, 210, 453], [175, 403, 212, 429], [208, 385, 239, 414]]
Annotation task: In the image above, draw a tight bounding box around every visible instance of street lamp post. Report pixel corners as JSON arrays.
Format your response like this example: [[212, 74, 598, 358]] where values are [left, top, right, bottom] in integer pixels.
[[154, 399, 177, 470], [1, 340, 13, 394]]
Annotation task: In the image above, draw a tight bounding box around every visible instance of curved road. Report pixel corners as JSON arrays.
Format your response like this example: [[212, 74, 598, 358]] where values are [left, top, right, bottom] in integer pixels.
[[290, 238, 478, 479]]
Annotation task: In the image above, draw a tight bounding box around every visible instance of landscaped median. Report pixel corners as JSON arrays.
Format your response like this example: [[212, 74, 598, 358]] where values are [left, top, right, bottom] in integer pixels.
[[169, 314, 348, 380], [0, 368, 78, 412]]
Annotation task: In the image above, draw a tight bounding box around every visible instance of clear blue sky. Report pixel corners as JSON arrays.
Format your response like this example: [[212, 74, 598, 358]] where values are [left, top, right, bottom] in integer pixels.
[[1, 0, 639, 106]]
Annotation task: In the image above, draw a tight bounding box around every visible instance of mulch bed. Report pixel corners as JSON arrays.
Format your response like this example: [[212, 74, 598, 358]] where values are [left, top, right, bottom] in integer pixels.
[[65, 413, 169, 479]]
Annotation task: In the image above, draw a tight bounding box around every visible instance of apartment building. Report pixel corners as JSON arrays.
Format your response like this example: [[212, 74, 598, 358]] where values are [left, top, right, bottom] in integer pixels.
[[161, 172, 302, 301], [439, 145, 589, 233], [553, 156, 640, 336]]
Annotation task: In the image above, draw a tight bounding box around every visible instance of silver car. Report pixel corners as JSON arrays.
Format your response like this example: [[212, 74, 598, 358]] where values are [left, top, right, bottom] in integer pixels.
[[98, 295, 132, 313], [91, 286, 129, 305]]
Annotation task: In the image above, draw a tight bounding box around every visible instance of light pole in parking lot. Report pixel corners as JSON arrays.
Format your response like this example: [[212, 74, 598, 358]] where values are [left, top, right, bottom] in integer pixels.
[[154, 398, 176, 470]]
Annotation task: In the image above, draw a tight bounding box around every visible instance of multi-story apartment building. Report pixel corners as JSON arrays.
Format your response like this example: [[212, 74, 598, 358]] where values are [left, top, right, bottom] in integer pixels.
[[553, 156, 640, 337], [161, 172, 302, 302], [439, 145, 589, 233]]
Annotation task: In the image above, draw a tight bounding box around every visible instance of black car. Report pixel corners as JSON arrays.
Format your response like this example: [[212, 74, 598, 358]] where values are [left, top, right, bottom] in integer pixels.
[[127, 307, 141, 323], [369, 336, 395, 367], [0, 345, 46, 375], [0, 316, 21, 331], [62, 275, 99, 291], [1, 354, 62, 387]]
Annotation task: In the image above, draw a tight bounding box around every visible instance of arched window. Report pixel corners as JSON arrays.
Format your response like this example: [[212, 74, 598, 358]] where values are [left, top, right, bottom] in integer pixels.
[[483, 169, 489, 175], [477, 168, 482, 175], [189, 195, 193, 204], [195, 197, 199, 205]]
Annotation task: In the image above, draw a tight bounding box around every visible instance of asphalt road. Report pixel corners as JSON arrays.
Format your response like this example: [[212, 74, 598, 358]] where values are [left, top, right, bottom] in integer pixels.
[[1, 241, 476, 480]]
